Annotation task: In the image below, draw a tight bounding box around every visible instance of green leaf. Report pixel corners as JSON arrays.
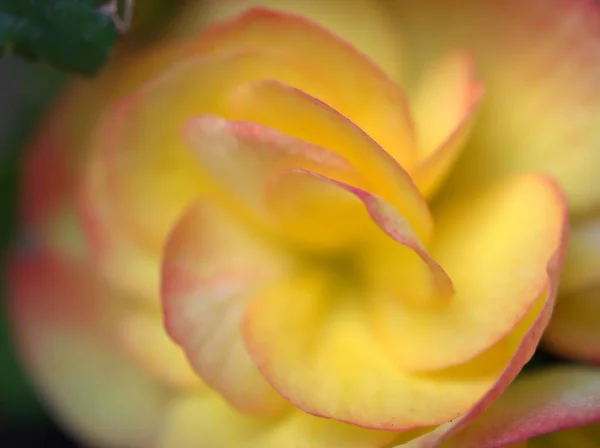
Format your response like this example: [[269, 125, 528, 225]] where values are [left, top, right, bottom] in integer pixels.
[[0, 0, 118, 75]]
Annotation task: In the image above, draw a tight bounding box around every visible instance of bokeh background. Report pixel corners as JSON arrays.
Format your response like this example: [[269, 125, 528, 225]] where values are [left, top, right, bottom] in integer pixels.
[[0, 56, 77, 446], [0, 2, 178, 444]]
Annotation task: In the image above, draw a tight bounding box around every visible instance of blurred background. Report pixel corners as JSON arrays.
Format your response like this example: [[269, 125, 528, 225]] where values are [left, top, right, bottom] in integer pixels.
[[0, 56, 77, 446], [0, 2, 179, 445]]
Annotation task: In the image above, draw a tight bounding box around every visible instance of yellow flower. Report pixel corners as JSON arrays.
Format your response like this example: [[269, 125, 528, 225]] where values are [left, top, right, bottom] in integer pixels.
[[11, 0, 600, 447]]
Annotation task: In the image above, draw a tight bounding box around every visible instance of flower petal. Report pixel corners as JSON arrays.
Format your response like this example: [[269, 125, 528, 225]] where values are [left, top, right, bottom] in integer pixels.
[[161, 199, 288, 416], [243, 267, 540, 431], [268, 169, 453, 296], [410, 51, 484, 196], [171, 2, 404, 85], [8, 253, 168, 448], [436, 366, 600, 448], [96, 46, 337, 252], [83, 48, 327, 296], [392, 0, 600, 214], [79, 136, 161, 303], [119, 311, 204, 390], [241, 178, 559, 431], [159, 393, 395, 448], [158, 393, 270, 448], [375, 174, 567, 371], [225, 80, 432, 242], [193, 8, 415, 168]]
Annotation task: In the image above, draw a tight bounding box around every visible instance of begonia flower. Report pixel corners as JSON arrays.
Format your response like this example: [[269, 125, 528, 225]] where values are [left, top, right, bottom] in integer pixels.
[[9, 1, 600, 447]]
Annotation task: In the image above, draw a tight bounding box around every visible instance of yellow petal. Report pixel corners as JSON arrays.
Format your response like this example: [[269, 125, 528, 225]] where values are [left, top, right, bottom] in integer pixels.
[[436, 366, 600, 448], [266, 169, 372, 250], [243, 269, 542, 431], [162, 199, 288, 416], [79, 142, 160, 303], [193, 8, 415, 168], [93, 47, 334, 252], [8, 254, 168, 448], [229, 80, 432, 243], [374, 174, 567, 371], [171, 2, 404, 85], [392, 0, 600, 214], [119, 312, 204, 390], [410, 51, 484, 196], [184, 113, 361, 238], [158, 393, 270, 448], [159, 393, 395, 448]]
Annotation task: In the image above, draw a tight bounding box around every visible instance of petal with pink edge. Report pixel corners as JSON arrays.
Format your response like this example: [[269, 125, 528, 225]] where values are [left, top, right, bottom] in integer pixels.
[[161, 199, 288, 416], [95, 47, 336, 253], [172, 2, 403, 84], [410, 51, 484, 196], [224, 80, 433, 242], [194, 8, 415, 168], [374, 175, 567, 371], [8, 254, 168, 448], [241, 176, 553, 430], [392, 0, 600, 214], [435, 366, 600, 448]]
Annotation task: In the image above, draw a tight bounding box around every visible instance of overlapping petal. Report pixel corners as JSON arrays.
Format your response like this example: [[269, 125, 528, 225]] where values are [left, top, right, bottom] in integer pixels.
[[170, 0, 403, 84], [373, 175, 565, 371], [119, 311, 204, 390], [161, 198, 288, 416], [88, 6, 420, 256], [409, 52, 484, 196], [8, 254, 168, 448], [436, 366, 600, 448], [194, 8, 415, 168], [10, 2, 593, 447], [158, 393, 396, 448], [391, 0, 600, 214], [228, 81, 432, 242]]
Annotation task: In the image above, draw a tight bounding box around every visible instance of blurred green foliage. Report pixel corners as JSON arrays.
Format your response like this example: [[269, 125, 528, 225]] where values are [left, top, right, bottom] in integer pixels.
[[0, 0, 119, 75]]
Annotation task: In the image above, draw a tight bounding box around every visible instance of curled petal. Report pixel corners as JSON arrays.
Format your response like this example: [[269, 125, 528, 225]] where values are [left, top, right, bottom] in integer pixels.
[[172, 2, 404, 86], [436, 366, 600, 448], [195, 8, 415, 168], [410, 51, 484, 196], [95, 46, 333, 252], [243, 178, 533, 431], [225, 80, 433, 242], [161, 199, 288, 416], [376, 175, 567, 371], [243, 270, 531, 431], [393, 0, 600, 214]]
